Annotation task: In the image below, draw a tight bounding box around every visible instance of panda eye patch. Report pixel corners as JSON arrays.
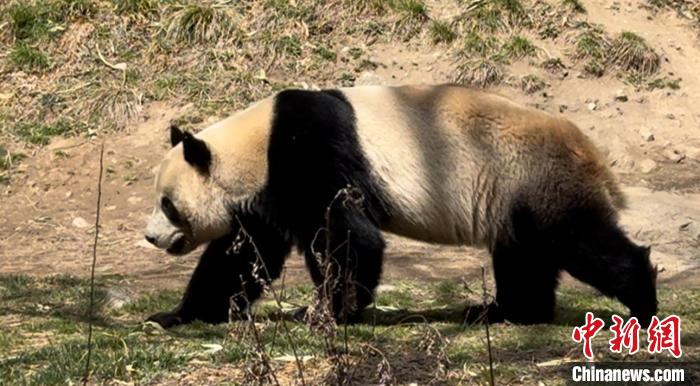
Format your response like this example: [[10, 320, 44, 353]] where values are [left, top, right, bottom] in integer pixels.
[[161, 196, 180, 224]]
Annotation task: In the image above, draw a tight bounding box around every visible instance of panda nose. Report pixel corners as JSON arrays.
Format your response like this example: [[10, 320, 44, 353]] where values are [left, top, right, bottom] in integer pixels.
[[145, 235, 157, 245]]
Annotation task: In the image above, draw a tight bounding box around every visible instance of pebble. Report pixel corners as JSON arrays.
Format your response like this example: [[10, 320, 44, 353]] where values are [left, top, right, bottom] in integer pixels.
[[614, 89, 628, 102], [587, 102, 597, 111], [127, 196, 143, 204], [640, 130, 655, 142], [663, 149, 685, 163], [638, 159, 657, 174], [72, 217, 89, 228]]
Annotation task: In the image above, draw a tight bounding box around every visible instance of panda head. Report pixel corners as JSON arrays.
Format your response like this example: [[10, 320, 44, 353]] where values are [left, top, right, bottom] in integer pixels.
[[144, 124, 265, 255]]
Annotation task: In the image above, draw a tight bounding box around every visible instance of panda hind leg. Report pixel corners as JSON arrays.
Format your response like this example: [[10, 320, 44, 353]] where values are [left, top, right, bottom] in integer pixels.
[[146, 214, 291, 329]]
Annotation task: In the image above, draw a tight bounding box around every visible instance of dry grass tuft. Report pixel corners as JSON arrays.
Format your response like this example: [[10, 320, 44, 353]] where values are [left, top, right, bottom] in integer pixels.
[[391, 0, 430, 39], [461, 0, 528, 33], [430, 20, 457, 44], [164, 1, 242, 44], [455, 58, 503, 87], [608, 31, 660, 76], [521, 74, 546, 94]]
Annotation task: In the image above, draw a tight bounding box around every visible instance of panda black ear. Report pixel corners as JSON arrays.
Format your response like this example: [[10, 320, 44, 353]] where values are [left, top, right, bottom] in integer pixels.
[[170, 124, 184, 147], [182, 131, 211, 174]]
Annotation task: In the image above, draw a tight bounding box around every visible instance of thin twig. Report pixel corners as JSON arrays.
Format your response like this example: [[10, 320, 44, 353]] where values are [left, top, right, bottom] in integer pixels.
[[83, 142, 105, 385]]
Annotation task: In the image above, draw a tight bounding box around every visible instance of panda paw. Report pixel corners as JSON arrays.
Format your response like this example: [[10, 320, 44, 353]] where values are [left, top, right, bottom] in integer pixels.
[[146, 311, 185, 329]]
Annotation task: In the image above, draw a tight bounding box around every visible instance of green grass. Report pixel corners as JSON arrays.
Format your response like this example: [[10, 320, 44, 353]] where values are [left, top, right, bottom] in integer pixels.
[[584, 59, 605, 77], [10, 119, 78, 146], [0, 147, 25, 172], [462, 0, 527, 33], [498, 34, 537, 60], [7, 2, 49, 40], [313, 45, 337, 61], [9, 43, 50, 72], [0, 274, 698, 384], [390, 0, 429, 39], [647, 76, 682, 90], [461, 31, 499, 56], [429, 20, 457, 44], [574, 27, 608, 60]]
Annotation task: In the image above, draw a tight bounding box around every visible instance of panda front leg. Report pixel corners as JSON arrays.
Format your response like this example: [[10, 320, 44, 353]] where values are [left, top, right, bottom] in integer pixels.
[[301, 211, 385, 324], [147, 214, 291, 329]]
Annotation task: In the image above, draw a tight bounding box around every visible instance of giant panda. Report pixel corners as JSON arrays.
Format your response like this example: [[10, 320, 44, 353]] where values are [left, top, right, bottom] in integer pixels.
[[143, 84, 657, 329]]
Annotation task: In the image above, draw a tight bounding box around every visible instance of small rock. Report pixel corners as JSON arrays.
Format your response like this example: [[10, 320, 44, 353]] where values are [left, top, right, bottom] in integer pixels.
[[106, 205, 117, 211], [587, 102, 597, 111], [376, 284, 397, 292], [614, 89, 628, 102], [559, 105, 568, 113], [104, 287, 136, 310], [127, 196, 143, 204], [663, 148, 685, 163], [72, 217, 89, 228], [65, 191, 73, 199], [638, 159, 657, 174], [666, 113, 676, 120], [640, 130, 655, 142]]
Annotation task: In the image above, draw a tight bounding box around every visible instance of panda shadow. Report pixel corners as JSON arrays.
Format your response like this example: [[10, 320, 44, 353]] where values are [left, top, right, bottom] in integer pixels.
[[276, 302, 619, 327]]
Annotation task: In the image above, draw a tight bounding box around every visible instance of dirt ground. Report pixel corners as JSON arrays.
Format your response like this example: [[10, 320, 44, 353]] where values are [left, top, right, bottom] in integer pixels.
[[1, 0, 699, 299]]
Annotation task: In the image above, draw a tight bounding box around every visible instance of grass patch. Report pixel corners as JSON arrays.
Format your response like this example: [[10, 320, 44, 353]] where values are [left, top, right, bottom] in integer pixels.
[[461, 31, 499, 56], [0, 274, 698, 384], [573, 27, 608, 61], [164, 2, 241, 44], [0, 148, 26, 172], [113, 0, 160, 15], [391, 0, 429, 39], [313, 45, 337, 61], [521, 74, 546, 93], [10, 119, 76, 146], [647, 76, 682, 90], [583, 59, 605, 77], [7, 2, 50, 40], [51, 0, 97, 19], [461, 0, 527, 33], [608, 31, 660, 76], [429, 20, 457, 44], [8, 43, 50, 72], [455, 58, 504, 87], [497, 34, 537, 60]]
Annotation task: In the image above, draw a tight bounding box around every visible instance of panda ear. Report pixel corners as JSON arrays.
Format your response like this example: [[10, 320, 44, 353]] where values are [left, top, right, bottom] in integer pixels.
[[182, 131, 211, 174], [170, 124, 184, 147]]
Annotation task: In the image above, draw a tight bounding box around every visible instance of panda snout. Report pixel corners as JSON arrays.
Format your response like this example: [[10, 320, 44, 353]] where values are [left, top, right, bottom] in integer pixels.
[[145, 234, 157, 246]]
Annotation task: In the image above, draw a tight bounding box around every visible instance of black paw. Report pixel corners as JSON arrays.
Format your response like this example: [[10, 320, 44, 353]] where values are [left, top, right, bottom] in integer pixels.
[[146, 311, 185, 329]]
